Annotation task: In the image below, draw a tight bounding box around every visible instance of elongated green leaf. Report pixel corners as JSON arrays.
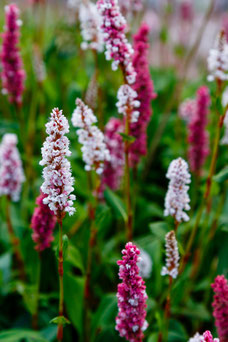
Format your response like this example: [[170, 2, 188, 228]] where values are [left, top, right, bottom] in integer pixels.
[[0, 330, 49, 342], [213, 166, 228, 183], [104, 189, 127, 222]]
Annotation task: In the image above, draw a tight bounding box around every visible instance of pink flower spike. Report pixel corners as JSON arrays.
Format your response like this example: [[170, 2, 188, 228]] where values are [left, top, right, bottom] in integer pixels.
[[202, 331, 219, 342], [211, 275, 228, 342], [0, 134, 25, 202], [188, 86, 210, 175], [40, 108, 76, 217], [116, 242, 148, 342], [0, 4, 26, 105], [100, 118, 124, 192], [129, 23, 156, 166], [31, 191, 57, 252], [97, 0, 136, 84]]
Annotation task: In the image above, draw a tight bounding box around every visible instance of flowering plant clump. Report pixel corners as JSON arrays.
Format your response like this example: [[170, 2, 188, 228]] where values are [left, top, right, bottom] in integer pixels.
[[40, 108, 76, 217], [72, 98, 110, 174], [116, 242, 148, 342], [129, 23, 156, 166], [188, 86, 210, 174], [211, 275, 228, 342], [161, 230, 180, 279], [79, 1, 104, 52], [164, 157, 191, 222], [100, 117, 124, 192], [0, 4, 25, 105], [207, 30, 228, 82], [116, 85, 140, 123], [0, 134, 25, 202], [179, 98, 196, 122], [31, 191, 57, 252], [97, 0, 136, 84]]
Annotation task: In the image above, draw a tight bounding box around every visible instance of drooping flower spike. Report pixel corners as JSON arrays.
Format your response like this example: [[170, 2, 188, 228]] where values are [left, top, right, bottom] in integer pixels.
[[100, 118, 124, 192], [116, 85, 140, 123], [40, 108, 76, 217], [31, 191, 57, 252], [211, 275, 228, 342], [161, 231, 180, 279], [97, 0, 136, 84], [129, 23, 156, 166], [116, 242, 148, 342], [188, 86, 210, 174], [164, 157, 191, 223], [0, 134, 25, 202], [0, 4, 25, 105], [207, 30, 228, 83], [71, 98, 110, 174], [79, 1, 104, 52]]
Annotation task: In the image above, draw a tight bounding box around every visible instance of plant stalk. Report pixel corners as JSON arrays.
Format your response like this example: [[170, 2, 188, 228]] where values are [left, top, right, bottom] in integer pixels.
[[57, 219, 64, 342]]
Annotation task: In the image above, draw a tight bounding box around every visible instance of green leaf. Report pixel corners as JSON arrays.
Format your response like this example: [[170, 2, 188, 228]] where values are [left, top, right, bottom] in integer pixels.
[[213, 166, 228, 183], [119, 133, 136, 143], [66, 244, 84, 273], [50, 315, 70, 326], [149, 221, 169, 240], [104, 188, 127, 222], [0, 330, 49, 342], [64, 273, 85, 339]]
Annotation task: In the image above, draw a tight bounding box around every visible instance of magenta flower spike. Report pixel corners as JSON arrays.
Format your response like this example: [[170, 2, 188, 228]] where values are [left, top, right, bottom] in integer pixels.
[[31, 191, 57, 252], [129, 23, 156, 167], [100, 118, 124, 192], [211, 275, 228, 342], [188, 86, 210, 175], [202, 331, 219, 342], [40, 108, 76, 218], [0, 4, 25, 106], [0, 134, 25, 202], [97, 0, 136, 84], [116, 242, 148, 342]]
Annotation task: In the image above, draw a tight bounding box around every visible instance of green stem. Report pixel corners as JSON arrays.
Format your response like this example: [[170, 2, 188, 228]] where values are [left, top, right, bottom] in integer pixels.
[[6, 196, 26, 281], [57, 219, 64, 342], [32, 252, 41, 330], [162, 276, 173, 342]]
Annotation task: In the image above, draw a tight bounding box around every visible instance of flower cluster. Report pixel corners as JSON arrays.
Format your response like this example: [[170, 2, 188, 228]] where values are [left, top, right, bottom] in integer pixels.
[[116, 242, 148, 342], [179, 98, 196, 122], [129, 23, 156, 166], [188, 332, 219, 342], [164, 157, 191, 222], [211, 275, 228, 342], [116, 85, 140, 123], [137, 249, 152, 279], [100, 118, 124, 192], [179, 0, 194, 22], [31, 191, 57, 252], [203, 331, 220, 342], [72, 99, 110, 174], [79, 2, 104, 52], [118, 0, 144, 17], [208, 30, 228, 82], [161, 231, 180, 279], [188, 86, 210, 174], [40, 108, 76, 217], [97, 0, 136, 84], [0, 134, 25, 202], [0, 4, 25, 105]]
